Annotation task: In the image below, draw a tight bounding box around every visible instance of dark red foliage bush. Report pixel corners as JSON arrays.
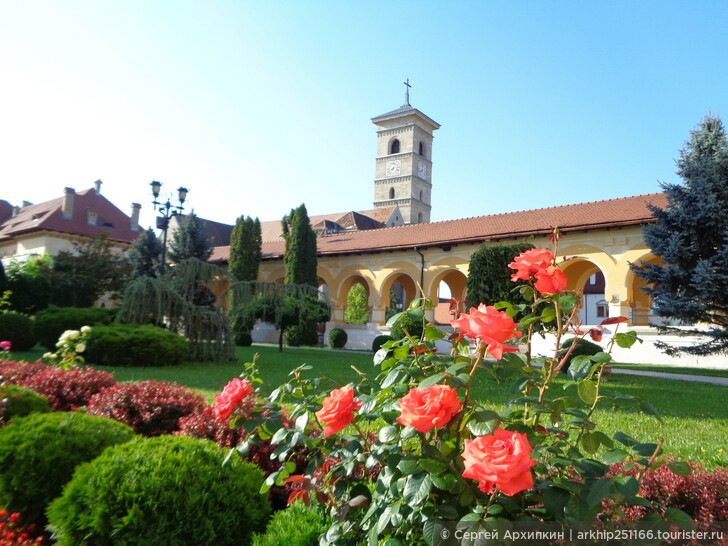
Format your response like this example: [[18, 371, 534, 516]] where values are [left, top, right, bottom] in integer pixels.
[[177, 405, 247, 449], [0, 509, 44, 545], [87, 380, 205, 436], [0, 360, 49, 385], [19, 367, 117, 411], [604, 461, 728, 526]]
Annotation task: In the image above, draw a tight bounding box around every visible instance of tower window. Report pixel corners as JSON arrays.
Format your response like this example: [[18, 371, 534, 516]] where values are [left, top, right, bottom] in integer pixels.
[[419, 190, 423, 201], [418, 212, 423, 223], [390, 139, 400, 154], [389, 187, 395, 199], [419, 142, 424, 156]]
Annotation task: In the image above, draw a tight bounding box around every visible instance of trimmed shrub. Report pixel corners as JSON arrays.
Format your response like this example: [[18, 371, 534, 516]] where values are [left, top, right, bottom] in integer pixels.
[[0, 312, 36, 351], [236, 329, 253, 347], [327, 328, 348, 349], [372, 334, 392, 353], [253, 501, 328, 546], [558, 337, 603, 373], [47, 435, 270, 546], [87, 380, 205, 436], [0, 412, 134, 526], [285, 324, 320, 347], [390, 311, 424, 341], [85, 323, 188, 367], [19, 366, 117, 411], [33, 306, 116, 349], [0, 384, 50, 423], [177, 404, 247, 449], [0, 360, 48, 384]]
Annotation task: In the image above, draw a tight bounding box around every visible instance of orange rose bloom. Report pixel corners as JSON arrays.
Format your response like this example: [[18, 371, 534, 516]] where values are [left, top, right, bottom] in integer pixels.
[[508, 249, 555, 282], [534, 266, 567, 295], [214, 378, 253, 420], [462, 427, 537, 496], [450, 304, 521, 359], [396, 384, 462, 433], [315, 386, 362, 436]]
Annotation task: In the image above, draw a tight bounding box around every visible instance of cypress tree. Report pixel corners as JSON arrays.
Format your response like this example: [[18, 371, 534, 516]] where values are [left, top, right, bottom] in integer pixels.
[[282, 204, 318, 287], [465, 243, 534, 307], [229, 216, 262, 282], [631, 114, 728, 355]]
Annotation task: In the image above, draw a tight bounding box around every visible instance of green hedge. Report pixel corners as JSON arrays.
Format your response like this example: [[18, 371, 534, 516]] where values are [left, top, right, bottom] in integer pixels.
[[253, 501, 328, 546], [0, 412, 135, 526], [34, 306, 116, 349], [327, 328, 348, 349], [0, 311, 36, 351], [86, 323, 188, 367], [47, 435, 270, 546]]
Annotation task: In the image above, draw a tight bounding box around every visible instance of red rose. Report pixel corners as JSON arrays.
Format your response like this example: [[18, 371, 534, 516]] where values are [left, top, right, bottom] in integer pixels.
[[450, 304, 521, 359], [534, 266, 567, 295], [396, 384, 462, 433], [214, 378, 253, 420], [508, 249, 555, 282], [462, 427, 537, 496], [315, 386, 362, 436]]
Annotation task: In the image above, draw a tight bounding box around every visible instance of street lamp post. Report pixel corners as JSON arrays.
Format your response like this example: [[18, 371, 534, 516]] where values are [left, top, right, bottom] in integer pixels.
[[150, 181, 189, 274]]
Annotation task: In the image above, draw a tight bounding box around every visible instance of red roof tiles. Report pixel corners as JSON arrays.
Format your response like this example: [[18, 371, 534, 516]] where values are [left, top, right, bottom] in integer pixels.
[[210, 193, 667, 262]]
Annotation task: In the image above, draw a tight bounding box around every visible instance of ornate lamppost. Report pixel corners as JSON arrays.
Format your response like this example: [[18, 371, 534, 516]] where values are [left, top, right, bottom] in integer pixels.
[[150, 181, 189, 274]]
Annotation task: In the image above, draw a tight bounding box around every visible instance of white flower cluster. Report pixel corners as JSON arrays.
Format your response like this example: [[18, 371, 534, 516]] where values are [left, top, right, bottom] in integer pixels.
[[44, 325, 93, 368]]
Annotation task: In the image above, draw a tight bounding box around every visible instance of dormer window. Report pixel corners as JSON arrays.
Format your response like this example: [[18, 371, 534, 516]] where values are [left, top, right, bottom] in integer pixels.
[[390, 139, 400, 154], [87, 211, 98, 225]]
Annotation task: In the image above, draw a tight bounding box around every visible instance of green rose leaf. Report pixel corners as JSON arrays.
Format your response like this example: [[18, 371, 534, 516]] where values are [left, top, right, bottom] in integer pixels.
[[568, 356, 593, 381], [581, 431, 600, 454], [577, 380, 598, 405], [418, 372, 446, 389], [667, 460, 692, 476], [466, 409, 501, 437], [397, 457, 422, 475], [403, 473, 432, 506], [379, 425, 399, 443], [424, 325, 446, 341], [665, 507, 694, 531], [614, 331, 640, 348], [615, 476, 639, 497], [585, 477, 613, 506]]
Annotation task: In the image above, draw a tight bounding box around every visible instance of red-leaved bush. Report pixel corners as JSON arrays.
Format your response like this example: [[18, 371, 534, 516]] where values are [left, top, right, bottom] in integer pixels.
[[87, 380, 205, 436], [0, 509, 44, 545], [603, 461, 728, 526], [19, 367, 117, 411], [0, 360, 49, 385], [177, 405, 248, 449]]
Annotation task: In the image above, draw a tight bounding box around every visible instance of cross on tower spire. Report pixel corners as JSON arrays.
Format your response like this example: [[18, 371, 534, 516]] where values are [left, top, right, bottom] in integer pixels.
[[403, 78, 411, 106]]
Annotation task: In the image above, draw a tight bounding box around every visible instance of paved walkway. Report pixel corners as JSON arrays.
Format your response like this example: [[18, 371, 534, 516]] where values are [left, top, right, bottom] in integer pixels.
[[610, 367, 728, 386]]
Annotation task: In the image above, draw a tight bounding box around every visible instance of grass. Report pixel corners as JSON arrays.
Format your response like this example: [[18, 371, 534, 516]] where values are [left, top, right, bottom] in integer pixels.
[[612, 363, 728, 378], [7, 345, 727, 469]]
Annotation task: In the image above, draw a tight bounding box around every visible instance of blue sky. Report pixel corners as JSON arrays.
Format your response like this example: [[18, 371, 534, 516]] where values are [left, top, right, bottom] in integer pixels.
[[1, 1, 726, 231]]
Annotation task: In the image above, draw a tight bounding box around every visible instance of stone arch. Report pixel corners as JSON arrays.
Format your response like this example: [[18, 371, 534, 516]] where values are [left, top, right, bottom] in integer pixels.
[[261, 265, 286, 284], [626, 252, 659, 325], [379, 271, 418, 320], [560, 257, 609, 325], [390, 138, 400, 154]]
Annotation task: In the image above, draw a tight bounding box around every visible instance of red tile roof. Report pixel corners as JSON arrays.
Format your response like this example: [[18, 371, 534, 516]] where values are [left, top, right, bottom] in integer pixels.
[[0, 188, 140, 245], [210, 193, 667, 262]]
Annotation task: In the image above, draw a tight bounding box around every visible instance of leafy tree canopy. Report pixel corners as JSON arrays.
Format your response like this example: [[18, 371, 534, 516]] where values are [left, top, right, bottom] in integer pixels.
[[344, 283, 368, 325], [631, 114, 728, 355], [5, 254, 54, 313]]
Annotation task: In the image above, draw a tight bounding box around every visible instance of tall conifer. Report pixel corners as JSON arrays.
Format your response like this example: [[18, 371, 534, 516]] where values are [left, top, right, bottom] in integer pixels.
[[632, 114, 728, 355], [282, 204, 318, 287], [168, 211, 213, 264], [229, 216, 262, 282]]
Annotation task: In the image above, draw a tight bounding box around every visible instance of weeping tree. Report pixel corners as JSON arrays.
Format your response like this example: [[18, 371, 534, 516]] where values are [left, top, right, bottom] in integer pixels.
[[118, 258, 235, 362]]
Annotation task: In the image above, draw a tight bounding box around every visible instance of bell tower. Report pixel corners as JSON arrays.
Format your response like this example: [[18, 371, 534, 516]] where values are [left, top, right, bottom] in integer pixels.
[[371, 80, 440, 224]]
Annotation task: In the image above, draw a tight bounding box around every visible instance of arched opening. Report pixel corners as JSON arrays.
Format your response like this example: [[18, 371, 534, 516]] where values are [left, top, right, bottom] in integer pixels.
[[418, 212, 423, 223], [419, 190, 423, 201], [344, 281, 370, 324], [382, 274, 418, 321], [432, 269, 468, 324], [389, 187, 395, 199], [419, 142, 424, 156], [390, 139, 400, 154], [560, 259, 607, 325]]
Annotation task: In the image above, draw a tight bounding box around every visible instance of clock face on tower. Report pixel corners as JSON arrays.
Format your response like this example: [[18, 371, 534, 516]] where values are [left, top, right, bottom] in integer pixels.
[[417, 161, 427, 179], [386, 159, 401, 177]]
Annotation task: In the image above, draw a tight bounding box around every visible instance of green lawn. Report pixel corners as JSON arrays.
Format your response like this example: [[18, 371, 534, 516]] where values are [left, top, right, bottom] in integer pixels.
[[8, 345, 727, 469]]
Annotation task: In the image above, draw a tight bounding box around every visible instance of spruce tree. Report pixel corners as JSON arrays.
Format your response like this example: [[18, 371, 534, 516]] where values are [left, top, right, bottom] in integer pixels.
[[631, 114, 728, 355], [229, 216, 262, 282], [282, 204, 318, 287], [127, 228, 163, 277], [168, 211, 213, 264]]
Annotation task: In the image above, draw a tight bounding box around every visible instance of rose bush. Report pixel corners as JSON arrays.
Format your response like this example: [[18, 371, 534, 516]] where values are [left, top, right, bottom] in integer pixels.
[[214, 241, 692, 544]]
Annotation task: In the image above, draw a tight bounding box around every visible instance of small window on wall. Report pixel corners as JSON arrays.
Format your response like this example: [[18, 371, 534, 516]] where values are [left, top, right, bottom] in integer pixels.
[[596, 300, 609, 318], [419, 190, 423, 201], [418, 212, 423, 223], [389, 187, 395, 199], [390, 139, 400, 154], [419, 142, 424, 156]]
